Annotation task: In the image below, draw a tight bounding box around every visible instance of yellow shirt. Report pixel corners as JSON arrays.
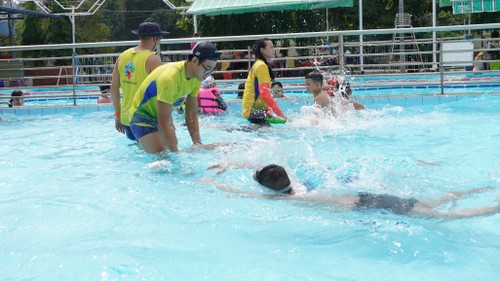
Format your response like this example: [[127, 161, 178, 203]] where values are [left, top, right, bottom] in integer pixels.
[[241, 59, 271, 119], [128, 61, 201, 122], [118, 48, 153, 126]]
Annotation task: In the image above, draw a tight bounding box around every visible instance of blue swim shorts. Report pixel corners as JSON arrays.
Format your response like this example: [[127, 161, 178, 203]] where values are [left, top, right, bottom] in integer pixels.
[[130, 112, 158, 140], [123, 125, 137, 141]]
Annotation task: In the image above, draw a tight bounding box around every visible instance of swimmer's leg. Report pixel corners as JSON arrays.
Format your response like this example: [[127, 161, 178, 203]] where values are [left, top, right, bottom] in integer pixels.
[[419, 186, 494, 208], [139, 131, 167, 154], [413, 198, 500, 219]]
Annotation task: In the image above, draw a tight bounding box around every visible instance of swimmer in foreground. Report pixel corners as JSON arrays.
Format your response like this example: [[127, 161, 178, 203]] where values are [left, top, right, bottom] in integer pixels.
[[204, 163, 499, 219]]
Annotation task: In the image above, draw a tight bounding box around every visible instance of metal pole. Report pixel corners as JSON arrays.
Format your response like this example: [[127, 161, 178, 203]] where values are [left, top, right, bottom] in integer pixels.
[[399, 0, 405, 73], [432, 0, 437, 70], [339, 34, 345, 73], [439, 38, 444, 95], [359, 0, 364, 73], [193, 15, 198, 33], [326, 8, 329, 38], [71, 7, 77, 106]]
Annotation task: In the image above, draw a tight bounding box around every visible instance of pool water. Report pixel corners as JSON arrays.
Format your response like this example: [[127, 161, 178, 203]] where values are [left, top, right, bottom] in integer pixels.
[[0, 95, 499, 280]]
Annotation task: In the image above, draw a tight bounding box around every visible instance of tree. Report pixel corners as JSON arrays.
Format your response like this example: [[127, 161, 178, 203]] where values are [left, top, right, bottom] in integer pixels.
[[20, 2, 47, 66]]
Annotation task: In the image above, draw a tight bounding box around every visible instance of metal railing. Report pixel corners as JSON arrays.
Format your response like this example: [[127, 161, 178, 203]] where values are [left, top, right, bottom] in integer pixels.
[[1, 22, 500, 106]]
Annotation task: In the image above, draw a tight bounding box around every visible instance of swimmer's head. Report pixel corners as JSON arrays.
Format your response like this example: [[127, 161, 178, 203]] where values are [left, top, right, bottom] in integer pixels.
[[202, 75, 216, 89], [253, 164, 291, 194]]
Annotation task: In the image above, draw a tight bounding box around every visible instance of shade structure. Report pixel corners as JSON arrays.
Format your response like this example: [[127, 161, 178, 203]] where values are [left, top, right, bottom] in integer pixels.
[[0, 5, 60, 18], [440, 0, 500, 14], [186, 0, 354, 16]]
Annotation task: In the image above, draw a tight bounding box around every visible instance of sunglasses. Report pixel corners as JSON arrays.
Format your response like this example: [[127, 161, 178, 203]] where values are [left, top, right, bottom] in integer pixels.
[[199, 62, 215, 75]]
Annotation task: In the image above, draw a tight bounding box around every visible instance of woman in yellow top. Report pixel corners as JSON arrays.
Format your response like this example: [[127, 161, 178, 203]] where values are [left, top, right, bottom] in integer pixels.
[[242, 38, 287, 125]]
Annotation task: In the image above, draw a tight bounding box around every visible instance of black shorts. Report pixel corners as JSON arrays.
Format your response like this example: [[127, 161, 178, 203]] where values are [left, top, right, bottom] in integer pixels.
[[248, 111, 269, 125], [355, 192, 418, 215]]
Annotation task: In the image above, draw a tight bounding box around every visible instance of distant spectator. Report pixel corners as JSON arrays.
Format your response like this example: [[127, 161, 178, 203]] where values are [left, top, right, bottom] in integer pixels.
[[9, 90, 24, 107], [198, 75, 227, 115], [271, 81, 288, 98], [473, 52, 487, 71], [98, 86, 113, 104]]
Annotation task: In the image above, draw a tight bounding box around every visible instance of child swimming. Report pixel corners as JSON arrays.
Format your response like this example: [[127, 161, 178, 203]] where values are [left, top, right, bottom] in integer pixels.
[[204, 163, 499, 219]]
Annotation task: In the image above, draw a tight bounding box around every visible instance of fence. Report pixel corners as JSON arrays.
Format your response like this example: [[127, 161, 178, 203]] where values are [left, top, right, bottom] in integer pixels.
[[0, 22, 499, 105]]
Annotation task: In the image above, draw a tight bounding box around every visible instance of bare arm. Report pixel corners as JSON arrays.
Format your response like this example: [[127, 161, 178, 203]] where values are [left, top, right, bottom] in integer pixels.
[[314, 93, 333, 108], [200, 178, 262, 198], [157, 100, 178, 152], [207, 162, 261, 174], [351, 100, 366, 110], [146, 54, 162, 73], [110, 57, 124, 133], [184, 94, 202, 145]]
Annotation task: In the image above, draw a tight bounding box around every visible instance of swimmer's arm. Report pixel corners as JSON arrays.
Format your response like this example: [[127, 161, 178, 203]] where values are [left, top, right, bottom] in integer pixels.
[[110, 56, 124, 134], [259, 83, 286, 119], [184, 94, 202, 146], [157, 100, 179, 152], [200, 178, 262, 198], [314, 93, 332, 108], [207, 162, 261, 174], [351, 101, 366, 110]]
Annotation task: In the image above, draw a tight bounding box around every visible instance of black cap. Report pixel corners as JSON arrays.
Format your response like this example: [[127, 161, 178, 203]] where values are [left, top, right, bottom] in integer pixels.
[[131, 22, 169, 37], [192, 41, 218, 61]]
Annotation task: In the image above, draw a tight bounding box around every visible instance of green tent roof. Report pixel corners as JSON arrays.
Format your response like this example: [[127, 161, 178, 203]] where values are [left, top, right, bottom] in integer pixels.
[[452, 0, 500, 14], [186, 0, 354, 16], [440, 0, 500, 14]]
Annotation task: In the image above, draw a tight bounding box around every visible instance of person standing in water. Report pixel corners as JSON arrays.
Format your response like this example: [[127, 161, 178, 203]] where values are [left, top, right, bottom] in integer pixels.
[[111, 22, 168, 141], [242, 38, 287, 125], [128, 42, 222, 153]]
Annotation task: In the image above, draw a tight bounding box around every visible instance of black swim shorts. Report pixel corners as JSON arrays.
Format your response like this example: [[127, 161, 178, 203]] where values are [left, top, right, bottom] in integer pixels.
[[356, 192, 418, 215]]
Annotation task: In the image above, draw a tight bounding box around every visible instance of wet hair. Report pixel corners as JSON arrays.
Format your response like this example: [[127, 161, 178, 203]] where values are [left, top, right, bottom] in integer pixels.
[[253, 164, 291, 192], [305, 71, 323, 84], [271, 81, 283, 88], [9, 90, 23, 107], [237, 82, 245, 99], [252, 38, 275, 80]]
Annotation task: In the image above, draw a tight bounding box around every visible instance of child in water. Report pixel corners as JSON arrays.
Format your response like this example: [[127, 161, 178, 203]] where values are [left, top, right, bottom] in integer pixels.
[[204, 163, 499, 219]]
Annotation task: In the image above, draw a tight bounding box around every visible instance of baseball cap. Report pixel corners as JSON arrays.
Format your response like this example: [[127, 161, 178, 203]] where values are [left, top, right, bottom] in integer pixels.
[[192, 41, 219, 61], [131, 22, 169, 37]]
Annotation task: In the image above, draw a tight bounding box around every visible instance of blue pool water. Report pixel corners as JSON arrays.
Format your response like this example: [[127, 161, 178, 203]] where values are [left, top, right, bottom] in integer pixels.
[[0, 95, 499, 280]]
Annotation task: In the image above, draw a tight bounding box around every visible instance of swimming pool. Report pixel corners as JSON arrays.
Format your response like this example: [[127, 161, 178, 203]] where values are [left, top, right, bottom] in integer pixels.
[[1, 73, 500, 107], [0, 95, 499, 280]]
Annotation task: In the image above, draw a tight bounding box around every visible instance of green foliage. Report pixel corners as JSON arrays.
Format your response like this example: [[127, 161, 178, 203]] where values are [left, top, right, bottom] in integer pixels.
[[20, 2, 47, 66]]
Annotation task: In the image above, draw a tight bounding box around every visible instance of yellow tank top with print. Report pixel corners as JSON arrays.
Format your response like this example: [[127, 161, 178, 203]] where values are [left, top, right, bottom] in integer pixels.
[[118, 48, 154, 126]]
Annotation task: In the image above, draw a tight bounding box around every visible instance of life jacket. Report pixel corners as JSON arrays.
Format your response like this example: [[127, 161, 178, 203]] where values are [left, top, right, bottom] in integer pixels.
[[198, 87, 227, 115]]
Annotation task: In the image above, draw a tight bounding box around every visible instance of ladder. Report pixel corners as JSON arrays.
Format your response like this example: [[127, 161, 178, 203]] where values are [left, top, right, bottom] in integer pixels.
[[387, 13, 424, 73]]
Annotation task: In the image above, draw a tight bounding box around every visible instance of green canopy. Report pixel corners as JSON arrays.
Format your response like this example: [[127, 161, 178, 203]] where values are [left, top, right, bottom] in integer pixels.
[[186, 0, 354, 16], [440, 0, 500, 14]]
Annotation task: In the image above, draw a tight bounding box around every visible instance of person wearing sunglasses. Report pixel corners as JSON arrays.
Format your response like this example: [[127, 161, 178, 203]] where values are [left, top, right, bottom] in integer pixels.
[[204, 162, 499, 219], [128, 41, 221, 153], [270, 81, 288, 98]]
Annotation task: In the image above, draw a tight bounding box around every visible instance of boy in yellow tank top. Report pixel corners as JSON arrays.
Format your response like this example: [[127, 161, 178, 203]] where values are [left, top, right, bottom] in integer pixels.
[[111, 22, 168, 141]]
